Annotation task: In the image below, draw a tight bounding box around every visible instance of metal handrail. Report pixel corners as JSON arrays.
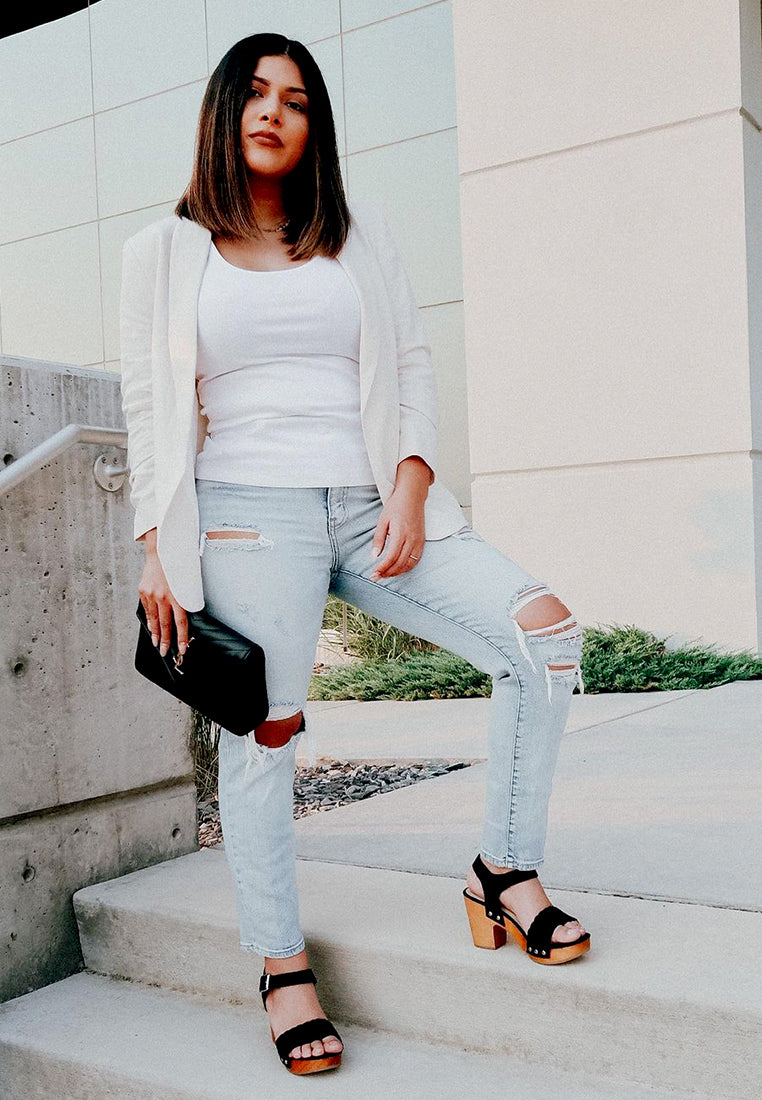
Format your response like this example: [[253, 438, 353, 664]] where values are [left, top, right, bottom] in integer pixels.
[[0, 424, 128, 496]]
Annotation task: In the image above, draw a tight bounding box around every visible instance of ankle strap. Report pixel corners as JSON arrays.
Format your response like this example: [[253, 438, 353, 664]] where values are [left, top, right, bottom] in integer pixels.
[[473, 854, 538, 888], [260, 966, 317, 1008], [472, 855, 538, 926]]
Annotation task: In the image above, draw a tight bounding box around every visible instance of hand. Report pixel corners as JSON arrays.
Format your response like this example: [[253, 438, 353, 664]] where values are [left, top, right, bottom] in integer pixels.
[[370, 486, 426, 579], [138, 549, 189, 657]]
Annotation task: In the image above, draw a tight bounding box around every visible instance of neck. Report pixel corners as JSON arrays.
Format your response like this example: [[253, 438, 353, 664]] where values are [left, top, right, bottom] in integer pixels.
[[247, 175, 287, 225]]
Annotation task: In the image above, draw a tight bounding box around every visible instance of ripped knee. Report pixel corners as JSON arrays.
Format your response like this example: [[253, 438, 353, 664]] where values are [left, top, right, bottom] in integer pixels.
[[509, 584, 584, 700], [253, 708, 305, 748]]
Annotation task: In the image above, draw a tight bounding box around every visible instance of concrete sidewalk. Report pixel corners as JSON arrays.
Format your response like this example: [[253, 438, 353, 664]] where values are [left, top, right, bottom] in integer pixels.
[[292, 681, 762, 910], [299, 688, 698, 761]]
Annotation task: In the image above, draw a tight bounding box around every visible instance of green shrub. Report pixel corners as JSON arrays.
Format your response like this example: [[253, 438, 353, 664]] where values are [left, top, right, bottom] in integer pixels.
[[320, 594, 437, 660], [308, 618, 762, 701], [309, 648, 491, 700], [580, 623, 762, 692]]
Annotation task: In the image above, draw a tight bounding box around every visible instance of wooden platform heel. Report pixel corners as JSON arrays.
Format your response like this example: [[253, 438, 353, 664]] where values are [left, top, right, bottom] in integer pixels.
[[463, 854, 591, 965]]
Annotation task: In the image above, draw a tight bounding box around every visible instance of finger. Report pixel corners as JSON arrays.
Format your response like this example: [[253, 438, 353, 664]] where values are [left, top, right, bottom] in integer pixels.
[[400, 547, 423, 574], [371, 532, 402, 576], [173, 605, 189, 654], [392, 542, 424, 576], [387, 540, 418, 576], [157, 601, 174, 656], [372, 532, 409, 577], [142, 597, 160, 646], [371, 516, 389, 561]]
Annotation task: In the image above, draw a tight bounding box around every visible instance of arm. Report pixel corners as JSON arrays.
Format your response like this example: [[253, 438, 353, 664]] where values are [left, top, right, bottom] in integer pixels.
[[120, 237, 189, 652], [119, 238, 158, 542], [371, 205, 438, 491], [365, 205, 439, 578]]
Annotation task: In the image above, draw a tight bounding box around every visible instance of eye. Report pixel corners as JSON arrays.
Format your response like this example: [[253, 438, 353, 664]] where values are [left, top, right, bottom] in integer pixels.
[[248, 88, 306, 112]]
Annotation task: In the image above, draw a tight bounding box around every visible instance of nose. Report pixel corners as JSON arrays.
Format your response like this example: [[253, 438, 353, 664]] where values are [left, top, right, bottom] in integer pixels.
[[260, 98, 280, 124]]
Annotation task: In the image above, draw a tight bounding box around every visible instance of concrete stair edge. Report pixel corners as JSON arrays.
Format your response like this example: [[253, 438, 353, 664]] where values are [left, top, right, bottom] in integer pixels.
[[0, 971, 717, 1100], [69, 849, 761, 1099]]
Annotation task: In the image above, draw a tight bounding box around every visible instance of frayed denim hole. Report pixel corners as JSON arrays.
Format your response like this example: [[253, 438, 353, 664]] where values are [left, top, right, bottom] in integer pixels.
[[243, 729, 295, 778], [243, 706, 305, 777], [266, 703, 302, 721], [543, 663, 584, 704], [508, 585, 584, 697], [524, 629, 584, 696], [199, 528, 275, 557]]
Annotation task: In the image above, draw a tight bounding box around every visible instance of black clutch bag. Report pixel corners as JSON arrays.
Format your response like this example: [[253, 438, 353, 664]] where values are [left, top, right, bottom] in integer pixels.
[[134, 600, 269, 736]]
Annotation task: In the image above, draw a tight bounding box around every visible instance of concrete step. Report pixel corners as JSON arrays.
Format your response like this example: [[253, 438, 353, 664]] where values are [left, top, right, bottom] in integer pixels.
[[71, 849, 759, 1098], [0, 970, 712, 1100]]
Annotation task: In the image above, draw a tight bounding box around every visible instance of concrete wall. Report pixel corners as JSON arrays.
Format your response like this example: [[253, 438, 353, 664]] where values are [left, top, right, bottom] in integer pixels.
[[0, 358, 197, 1004], [452, 0, 762, 652], [0, 0, 472, 515]]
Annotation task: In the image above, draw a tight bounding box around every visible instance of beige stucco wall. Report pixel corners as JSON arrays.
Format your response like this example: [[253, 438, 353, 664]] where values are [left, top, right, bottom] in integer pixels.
[[452, 0, 762, 652]]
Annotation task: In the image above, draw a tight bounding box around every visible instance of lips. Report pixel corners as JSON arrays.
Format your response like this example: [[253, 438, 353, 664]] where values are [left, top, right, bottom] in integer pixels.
[[251, 131, 282, 147]]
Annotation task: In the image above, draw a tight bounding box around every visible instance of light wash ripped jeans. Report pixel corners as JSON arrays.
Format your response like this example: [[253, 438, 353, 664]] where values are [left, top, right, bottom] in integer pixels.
[[195, 477, 584, 958]]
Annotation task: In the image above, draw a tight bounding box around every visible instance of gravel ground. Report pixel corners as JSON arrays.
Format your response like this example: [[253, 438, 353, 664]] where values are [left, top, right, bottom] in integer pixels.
[[196, 758, 475, 849]]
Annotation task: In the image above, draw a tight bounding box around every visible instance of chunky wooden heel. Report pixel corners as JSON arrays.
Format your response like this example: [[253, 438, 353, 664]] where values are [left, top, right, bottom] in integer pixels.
[[464, 891, 507, 949], [463, 854, 591, 964]]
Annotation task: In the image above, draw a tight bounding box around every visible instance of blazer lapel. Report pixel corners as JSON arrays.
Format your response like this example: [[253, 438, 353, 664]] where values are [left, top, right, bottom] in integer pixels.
[[166, 211, 381, 414], [335, 218, 382, 416], [168, 217, 212, 396]]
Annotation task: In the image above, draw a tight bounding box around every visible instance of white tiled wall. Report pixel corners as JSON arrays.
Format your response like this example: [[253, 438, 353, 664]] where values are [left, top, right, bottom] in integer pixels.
[[0, 0, 470, 505], [0, 222, 103, 365], [451, 0, 762, 652], [0, 10, 93, 145], [89, 0, 208, 112]]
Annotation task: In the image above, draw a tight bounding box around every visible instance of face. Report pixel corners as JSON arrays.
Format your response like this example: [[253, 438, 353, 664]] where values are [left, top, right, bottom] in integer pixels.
[[239, 54, 310, 180]]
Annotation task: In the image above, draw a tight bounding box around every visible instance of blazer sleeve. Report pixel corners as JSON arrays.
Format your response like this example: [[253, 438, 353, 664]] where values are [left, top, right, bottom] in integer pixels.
[[119, 238, 158, 541], [371, 205, 438, 486]]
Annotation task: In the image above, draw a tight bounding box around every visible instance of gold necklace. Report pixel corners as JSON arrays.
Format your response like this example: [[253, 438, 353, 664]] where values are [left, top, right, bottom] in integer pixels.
[[260, 217, 290, 232]]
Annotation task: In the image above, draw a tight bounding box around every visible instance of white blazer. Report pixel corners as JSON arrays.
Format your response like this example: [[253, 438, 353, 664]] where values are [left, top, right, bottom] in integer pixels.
[[119, 199, 467, 612]]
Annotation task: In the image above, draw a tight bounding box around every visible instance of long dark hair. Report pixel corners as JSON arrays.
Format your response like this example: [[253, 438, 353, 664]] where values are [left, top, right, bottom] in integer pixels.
[[175, 32, 350, 259]]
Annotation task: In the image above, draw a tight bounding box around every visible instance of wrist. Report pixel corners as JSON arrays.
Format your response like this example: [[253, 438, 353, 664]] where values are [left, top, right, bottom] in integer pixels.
[[395, 479, 428, 503], [141, 528, 158, 554], [395, 456, 433, 496]]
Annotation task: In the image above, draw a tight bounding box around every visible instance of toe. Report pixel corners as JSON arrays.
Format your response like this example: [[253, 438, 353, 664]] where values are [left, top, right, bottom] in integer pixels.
[[310, 1040, 324, 1056], [323, 1036, 343, 1053], [553, 920, 585, 942]]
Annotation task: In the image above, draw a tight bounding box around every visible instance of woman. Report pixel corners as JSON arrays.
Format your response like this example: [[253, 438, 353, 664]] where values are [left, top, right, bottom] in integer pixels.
[[119, 32, 589, 1078]]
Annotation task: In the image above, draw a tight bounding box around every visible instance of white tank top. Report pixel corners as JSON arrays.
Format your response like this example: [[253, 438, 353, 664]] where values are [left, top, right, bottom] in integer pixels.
[[194, 240, 376, 487]]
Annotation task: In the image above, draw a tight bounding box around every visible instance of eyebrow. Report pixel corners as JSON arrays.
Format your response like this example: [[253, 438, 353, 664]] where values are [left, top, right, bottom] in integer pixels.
[[251, 75, 308, 96]]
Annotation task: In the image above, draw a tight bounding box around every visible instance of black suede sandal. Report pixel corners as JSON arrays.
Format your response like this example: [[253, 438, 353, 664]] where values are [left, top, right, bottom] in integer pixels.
[[259, 966, 343, 1074], [463, 854, 591, 964]]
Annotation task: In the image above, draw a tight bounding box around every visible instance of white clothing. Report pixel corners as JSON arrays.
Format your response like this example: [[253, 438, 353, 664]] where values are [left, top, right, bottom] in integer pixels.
[[119, 200, 467, 612], [194, 243, 375, 487]]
